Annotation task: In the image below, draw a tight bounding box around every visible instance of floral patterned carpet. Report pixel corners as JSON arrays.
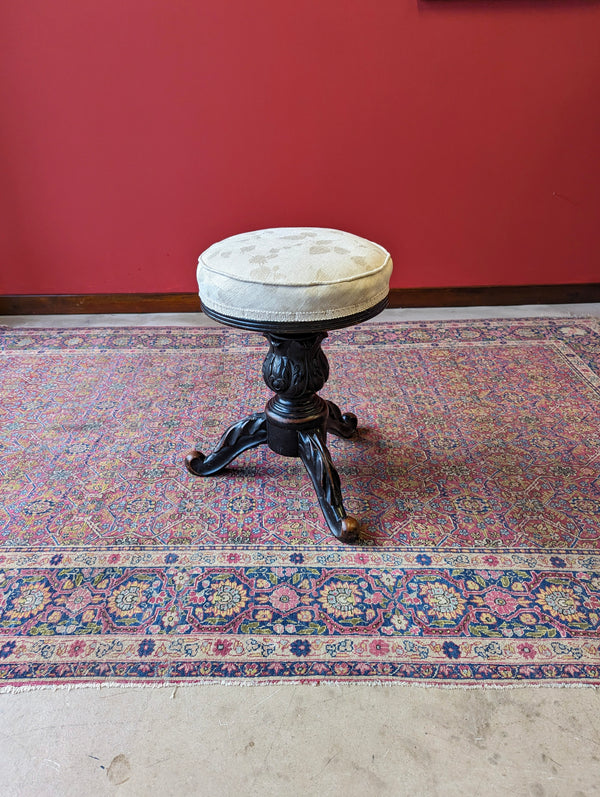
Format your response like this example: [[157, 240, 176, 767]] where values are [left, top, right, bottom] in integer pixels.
[[1, 318, 600, 686]]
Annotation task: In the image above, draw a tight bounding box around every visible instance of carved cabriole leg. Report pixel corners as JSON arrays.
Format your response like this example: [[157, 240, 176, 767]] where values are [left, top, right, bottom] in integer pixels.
[[185, 412, 267, 476], [298, 429, 359, 544]]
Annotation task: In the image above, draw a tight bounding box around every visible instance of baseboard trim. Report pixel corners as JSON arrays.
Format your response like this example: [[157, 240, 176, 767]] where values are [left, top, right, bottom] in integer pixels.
[[0, 293, 202, 315], [388, 283, 600, 308], [1, 284, 599, 315]]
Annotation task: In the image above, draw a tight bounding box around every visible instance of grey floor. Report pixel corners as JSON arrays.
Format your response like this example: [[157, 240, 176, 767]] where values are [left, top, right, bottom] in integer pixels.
[[1, 305, 599, 797], [2, 302, 600, 329]]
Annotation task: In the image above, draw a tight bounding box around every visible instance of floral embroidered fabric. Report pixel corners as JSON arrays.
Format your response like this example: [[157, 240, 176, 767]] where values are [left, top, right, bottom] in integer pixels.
[[197, 227, 392, 322]]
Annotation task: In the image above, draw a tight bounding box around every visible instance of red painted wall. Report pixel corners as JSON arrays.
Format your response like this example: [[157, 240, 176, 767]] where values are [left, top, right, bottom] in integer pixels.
[[1, 0, 599, 295]]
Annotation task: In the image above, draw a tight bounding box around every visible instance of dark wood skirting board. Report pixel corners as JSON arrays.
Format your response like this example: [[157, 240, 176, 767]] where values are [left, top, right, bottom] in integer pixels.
[[1, 284, 600, 315], [0, 292, 202, 315], [389, 283, 600, 308]]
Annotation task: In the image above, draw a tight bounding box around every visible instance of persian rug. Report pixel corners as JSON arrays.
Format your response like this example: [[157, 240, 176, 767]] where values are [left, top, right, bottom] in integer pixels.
[[1, 318, 600, 688]]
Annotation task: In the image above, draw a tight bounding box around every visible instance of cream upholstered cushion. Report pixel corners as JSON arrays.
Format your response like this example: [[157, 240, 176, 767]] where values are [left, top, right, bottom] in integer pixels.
[[197, 227, 392, 323]]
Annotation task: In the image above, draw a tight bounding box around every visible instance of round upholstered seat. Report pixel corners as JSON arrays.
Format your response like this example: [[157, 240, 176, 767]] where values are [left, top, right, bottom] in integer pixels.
[[197, 227, 392, 330]]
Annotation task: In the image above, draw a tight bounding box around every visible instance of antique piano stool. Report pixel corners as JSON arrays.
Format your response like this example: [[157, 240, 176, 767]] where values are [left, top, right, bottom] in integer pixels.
[[186, 227, 392, 543]]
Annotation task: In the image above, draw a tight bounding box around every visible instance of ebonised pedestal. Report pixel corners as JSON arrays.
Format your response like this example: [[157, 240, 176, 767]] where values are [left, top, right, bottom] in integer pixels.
[[185, 299, 387, 544]]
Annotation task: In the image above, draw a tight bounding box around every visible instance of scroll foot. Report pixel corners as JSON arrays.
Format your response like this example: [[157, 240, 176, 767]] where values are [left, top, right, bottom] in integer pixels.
[[326, 400, 358, 439]]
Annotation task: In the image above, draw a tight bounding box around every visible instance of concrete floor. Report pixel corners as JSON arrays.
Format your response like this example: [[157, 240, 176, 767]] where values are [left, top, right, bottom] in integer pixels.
[[2, 302, 600, 328], [1, 684, 599, 796], [1, 305, 600, 797]]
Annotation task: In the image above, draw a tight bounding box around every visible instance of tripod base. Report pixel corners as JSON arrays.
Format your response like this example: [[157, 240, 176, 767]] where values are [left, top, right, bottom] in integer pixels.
[[186, 331, 361, 544]]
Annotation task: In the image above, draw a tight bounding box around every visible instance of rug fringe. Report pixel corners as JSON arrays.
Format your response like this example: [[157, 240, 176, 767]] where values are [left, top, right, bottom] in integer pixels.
[[1, 679, 599, 694]]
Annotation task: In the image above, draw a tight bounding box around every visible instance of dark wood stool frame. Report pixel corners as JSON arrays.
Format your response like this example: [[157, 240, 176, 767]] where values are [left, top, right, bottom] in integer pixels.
[[185, 296, 388, 544]]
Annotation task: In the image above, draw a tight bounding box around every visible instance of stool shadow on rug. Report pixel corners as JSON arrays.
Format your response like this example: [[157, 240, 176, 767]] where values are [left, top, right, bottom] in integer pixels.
[[337, 429, 591, 550]]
